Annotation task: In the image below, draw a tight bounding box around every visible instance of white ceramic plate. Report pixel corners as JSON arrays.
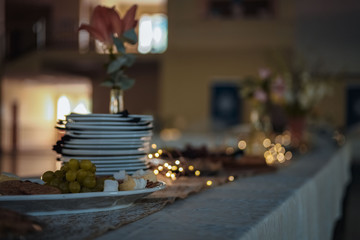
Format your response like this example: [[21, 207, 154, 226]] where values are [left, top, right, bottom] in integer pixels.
[[62, 143, 145, 150], [61, 148, 146, 156], [65, 123, 153, 131], [60, 155, 147, 161], [95, 163, 148, 168], [66, 130, 153, 136], [66, 132, 152, 139], [66, 113, 153, 122], [66, 121, 151, 126], [91, 159, 146, 164], [96, 165, 148, 171], [95, 170, 145, 176], [0, 181, 165, 216], [63, 138, 151, 145]]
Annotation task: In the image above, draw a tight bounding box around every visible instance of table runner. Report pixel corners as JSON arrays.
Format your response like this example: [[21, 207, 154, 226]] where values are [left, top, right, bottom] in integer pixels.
[[21, 167, 272, 240]]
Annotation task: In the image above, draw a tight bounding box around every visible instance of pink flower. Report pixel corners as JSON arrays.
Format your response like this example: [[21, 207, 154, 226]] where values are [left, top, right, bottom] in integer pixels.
[[79, 5, 138, 47], [271, 76, 285, 97], [258, 68, 271, 80], [254, 89, 267, 102]]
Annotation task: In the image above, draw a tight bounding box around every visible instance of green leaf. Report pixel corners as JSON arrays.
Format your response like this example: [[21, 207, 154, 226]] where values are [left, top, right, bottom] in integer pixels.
[[119, 77, 135, 90], [101, 80, 114, 88], [107, 56, 127, 74], [123, 29, 138, 44], [124, 54, 136, 67], [113, 37, 125, 54]]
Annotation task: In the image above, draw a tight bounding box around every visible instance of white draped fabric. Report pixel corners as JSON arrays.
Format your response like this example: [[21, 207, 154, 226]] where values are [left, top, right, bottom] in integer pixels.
[[97, 138, 352, 240]]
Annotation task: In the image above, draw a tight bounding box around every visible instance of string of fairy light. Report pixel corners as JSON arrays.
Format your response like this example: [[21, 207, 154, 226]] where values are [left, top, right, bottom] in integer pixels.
[[147, 131, 297, 186], [148, 144, 235, 186]]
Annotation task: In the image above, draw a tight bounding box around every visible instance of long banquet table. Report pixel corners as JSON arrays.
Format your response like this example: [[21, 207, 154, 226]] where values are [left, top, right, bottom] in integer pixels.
[[95, 137, 352, 240]]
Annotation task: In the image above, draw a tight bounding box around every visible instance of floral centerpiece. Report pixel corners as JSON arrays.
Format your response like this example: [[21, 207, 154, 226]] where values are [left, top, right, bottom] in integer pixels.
[[274, 56, 334, 145], [240, 68, 285, 133], [79, 5, 138, 113]]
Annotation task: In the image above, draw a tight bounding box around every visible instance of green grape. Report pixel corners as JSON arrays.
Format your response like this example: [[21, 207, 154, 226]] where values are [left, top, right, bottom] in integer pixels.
[[54, 170, 65, 179], [66, 170, 77, 182], [60, 164, 69, 172], [90, 164, 96, 173], [69, 181, 81, 193], [94, 179, 104, 192], [68, 159, 80, 171], [87, 172, 95, 178], [49, 177, 61, 187], [41, 171, 54, 183], [80, 160, 92, 170], [76, 169, 89, 184], [80, 186, 92, 193], [83, 176, 96, 188], [58, 181, 69, 193]]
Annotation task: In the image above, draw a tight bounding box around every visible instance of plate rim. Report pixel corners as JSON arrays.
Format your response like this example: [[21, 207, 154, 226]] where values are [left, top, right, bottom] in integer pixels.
[[0, 181, 165, 201]]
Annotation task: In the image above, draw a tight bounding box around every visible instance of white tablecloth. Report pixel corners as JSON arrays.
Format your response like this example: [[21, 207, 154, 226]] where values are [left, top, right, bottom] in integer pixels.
[[97, 138, 352, 240]]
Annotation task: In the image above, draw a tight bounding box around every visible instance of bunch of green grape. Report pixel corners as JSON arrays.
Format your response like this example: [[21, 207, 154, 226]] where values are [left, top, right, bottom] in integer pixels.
[[41, 159, 108, 193]]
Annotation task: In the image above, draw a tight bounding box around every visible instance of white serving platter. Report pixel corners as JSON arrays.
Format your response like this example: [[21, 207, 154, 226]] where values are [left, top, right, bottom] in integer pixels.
[[0, 181, 165, 216]]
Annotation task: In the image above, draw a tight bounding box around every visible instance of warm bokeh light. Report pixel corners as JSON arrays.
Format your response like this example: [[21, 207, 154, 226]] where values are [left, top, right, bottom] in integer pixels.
[[285, 151, 293, 160], [195, 170, 201, 176], [263, 138, 271, 148], [179, 167, 184, 172], [238, 140, 247, 150], [188, 165, 194, 171], [206, 180, 213, 186], [226, 147, 235, 155], [158, 166, 164, 171], [160, 128, 182, 141], [154, 153, 160, 158], [151, 143, 157, 149], [148, 154, 153, 159], [175, 160, 180, 165], [228, 176, 235, 182], [153, 169, 159, 175]]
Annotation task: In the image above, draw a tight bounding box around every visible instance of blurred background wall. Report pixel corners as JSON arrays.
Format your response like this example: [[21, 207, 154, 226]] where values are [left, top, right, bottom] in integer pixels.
[[0, 0, 359, 154]]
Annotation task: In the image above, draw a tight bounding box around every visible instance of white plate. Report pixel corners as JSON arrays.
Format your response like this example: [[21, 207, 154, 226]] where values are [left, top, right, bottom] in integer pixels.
[[66, 113, 153, 122], [96, 165, 148, 171], [65, 121, 151, 126], [66, 130, 153, 135], [91, 159, 146, 164], [63, 138, 151, 145], [61, 148, 146, 156], [60, 155, 146, 161], [0, 182, 165, 216], [62, 143, 146, 150], [95, 170, 144, 176], [66, 132, 152, 139], [65, 123, 153, 131], [95, 163, 148, 168]]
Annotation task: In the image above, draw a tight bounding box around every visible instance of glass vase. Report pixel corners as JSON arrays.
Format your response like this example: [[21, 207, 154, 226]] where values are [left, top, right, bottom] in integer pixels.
[[109, 87, 124, 114]]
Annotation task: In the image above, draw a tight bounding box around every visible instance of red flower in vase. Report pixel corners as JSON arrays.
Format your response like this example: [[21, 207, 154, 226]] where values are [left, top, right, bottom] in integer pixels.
[[79, 5, 138, 47]]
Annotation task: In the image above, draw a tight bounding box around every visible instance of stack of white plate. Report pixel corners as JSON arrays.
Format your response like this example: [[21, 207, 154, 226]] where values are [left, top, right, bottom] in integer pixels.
[[54, 113, 153, 175]]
